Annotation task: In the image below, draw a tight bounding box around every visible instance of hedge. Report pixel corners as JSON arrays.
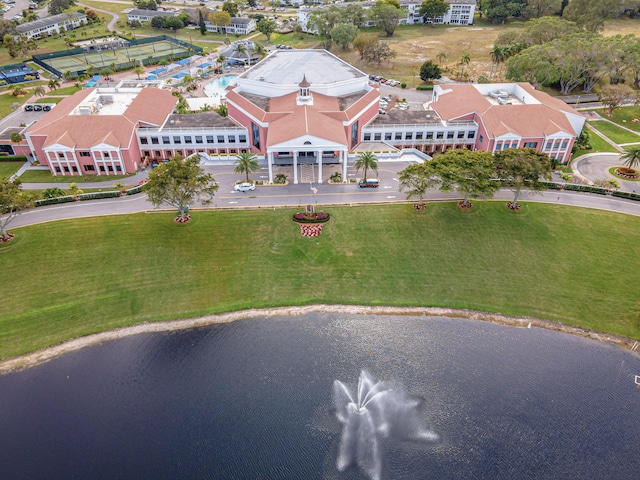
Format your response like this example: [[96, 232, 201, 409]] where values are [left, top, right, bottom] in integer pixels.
[[79, 191, 121, 201], [416, 85, 434, 91], [125, 185, 143, 195], [35, 196, 76, 206], [0, 156, 27, 162]]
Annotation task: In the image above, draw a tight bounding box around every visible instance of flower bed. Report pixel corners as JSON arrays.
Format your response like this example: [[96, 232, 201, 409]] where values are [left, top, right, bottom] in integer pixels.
[[292, 212, 330, 223]]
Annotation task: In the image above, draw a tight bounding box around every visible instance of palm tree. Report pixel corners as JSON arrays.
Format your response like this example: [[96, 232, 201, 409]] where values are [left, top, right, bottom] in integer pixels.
[[354, 152, 378, 181], [254, 43, 267, 60], [234, 42, 248, 67], [620, 145, 640, 173], [47, 78, 60, 92], [234, 151, 259, 182], [134, 66, 144, 79], [33, 85, 45, 98], [436, 51, 447, 66], [460, 52, 471, 79]]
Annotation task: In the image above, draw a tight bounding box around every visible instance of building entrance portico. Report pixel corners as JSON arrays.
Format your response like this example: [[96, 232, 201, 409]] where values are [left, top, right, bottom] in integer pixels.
[[267, 137, 348, 184]]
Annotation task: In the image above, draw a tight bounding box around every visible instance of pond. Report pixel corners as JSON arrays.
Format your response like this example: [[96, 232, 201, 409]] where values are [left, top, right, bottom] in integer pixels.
[[0, 313, 638, 479]]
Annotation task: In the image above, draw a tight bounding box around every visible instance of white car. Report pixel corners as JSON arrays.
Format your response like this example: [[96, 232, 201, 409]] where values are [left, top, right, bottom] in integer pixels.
[[234, 182, 255, 192]]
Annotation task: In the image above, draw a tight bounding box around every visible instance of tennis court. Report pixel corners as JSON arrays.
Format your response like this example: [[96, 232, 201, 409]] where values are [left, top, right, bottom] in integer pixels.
[[38, 39, 192, 76]]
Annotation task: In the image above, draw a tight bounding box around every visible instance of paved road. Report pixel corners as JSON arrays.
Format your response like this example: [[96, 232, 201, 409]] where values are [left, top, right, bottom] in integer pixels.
[[9, 160, 640, 230], [573, 152, 640, 193]]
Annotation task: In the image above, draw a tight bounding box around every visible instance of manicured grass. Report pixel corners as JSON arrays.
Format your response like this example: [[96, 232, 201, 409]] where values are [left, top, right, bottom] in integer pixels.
[[572, 129, 619, 159], [595, 106, 640, 133], [18, 169, 132, 183], [35, 97, 65, 104], [0, 92, 28, 119], [588, 120, 640, 145], [0, 162, 22, 180], [50, 85, 82, 96], [1, 202, 640, 359]]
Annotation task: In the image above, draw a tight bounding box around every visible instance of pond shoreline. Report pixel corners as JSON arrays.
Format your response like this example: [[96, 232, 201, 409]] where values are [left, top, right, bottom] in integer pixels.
[[1, 305, 638, 375]]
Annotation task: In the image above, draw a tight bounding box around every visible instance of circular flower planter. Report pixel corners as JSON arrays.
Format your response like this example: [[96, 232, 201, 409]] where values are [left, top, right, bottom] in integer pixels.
[[174, 214, 192, 224], [413, 202, 427, 211], [506, 201, 521, 210], [457, 200, 473, 210]]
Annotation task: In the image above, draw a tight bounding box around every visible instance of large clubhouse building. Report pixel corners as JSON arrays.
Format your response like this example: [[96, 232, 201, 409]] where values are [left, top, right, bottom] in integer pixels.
[[22, 50, 585, 183]]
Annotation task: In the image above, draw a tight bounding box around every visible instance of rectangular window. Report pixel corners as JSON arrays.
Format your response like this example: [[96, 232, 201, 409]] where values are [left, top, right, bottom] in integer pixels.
[[155, 151, 161, 158], [426, 132, 433, 139], [151, 137, 159, 145], [116, 165, 122, 172], [99, 165, 105, 172], [385, 132, 392, 141], [228, 135, 236, 143], [457, 131, 465, 139], [496, 143, 502, 151], [206, 135, 214, 143], [83, 164, 95, 171], [251, 122, 261, 150], [374, 133, 381, 141], [58, 152, 65, 158], [467, 131, 475, 139], [406, 132, 413, 140], [63, 166, 70, 172], [195, 136, 203, 144], [351, 121, 359, 149], [217, 135, 225, 143], [555, 140, 560, 148], [107, 166, 113, 172], [395, 132, 402, 141], [416, 132, 423, 140], [184, 136, 193, 144], [162, 136, 170, 144], [71, 166, 78, 173], [363, 133, 371, 141], [479, 135, 484, 143], [79, 151, 91, 157], [436, 132, 444, 139], [239, 134, 247, 143], [140, 137, 148, 145], [524, 141, 537, 148], [561, 140, 568, 149], [173, 136, 181, 144], [447, 131, 454, 139], [55, 166, 61, 173]]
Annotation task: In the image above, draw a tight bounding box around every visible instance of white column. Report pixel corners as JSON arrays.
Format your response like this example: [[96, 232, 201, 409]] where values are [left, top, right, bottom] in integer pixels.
[[342, 149, 348, 181], [317, 150, 323, 184], [293, 151, 298, 184], [267, 151, 273, 184]]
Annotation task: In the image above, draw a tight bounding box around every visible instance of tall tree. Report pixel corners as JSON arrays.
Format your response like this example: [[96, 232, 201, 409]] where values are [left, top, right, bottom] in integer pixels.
[[459, 52, 471, 78], [33, 85, 46, 98], [419, 60, 441, 82], [524, 0, 561, 18], [430, 149, 500, 207], [342, 4, 368, 28], [48, 78, 60, 91], [562, 0, 620, 32], [222, 1, 239, 18], [419, 0, 450, 26], [330, 23, 359, 51], [371, 1, 405, 37], [398, 162, 438, 205], [353, 33, 379, 60], [354, 152, 378, 181], [436, 51, 447, 65], [49, 0, 74, 15], [257, 18, 276, 42], [483, 0, 527, 24], [234, 152, 259, 182], [495, 148, 552, 210], [198, 8, 207, 35], [0, 178, 32, 242], [620, 145, 640, 173], [144, 153, 219, 223], [598, 84, 640, 117]]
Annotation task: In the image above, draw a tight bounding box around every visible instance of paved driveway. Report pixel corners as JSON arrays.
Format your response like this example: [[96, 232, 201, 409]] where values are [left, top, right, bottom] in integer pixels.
[[573, 153, 640, 194]]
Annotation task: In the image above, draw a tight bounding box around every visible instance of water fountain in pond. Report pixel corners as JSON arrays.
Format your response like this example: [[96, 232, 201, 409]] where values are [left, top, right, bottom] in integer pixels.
[[333, 370, 438, 480]]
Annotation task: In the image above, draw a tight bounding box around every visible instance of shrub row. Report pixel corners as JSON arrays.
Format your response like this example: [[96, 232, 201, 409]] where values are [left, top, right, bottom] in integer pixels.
[[0, 156, 27, 162], [125, 185, 143, 195], [292, 212, 330, 223], [35, 196, 76, 206], [416, 85, 434, 91], [79, 191, 121, 201]]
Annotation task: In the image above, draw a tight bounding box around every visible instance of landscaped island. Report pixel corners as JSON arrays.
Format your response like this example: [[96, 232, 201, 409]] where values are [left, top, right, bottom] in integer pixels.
[[1, 202, 639, 361]]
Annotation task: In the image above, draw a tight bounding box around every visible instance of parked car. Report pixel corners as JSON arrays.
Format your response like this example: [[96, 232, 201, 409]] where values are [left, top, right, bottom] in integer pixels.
[[33, 105, 43, 111], [24, 105, 33, 111], [234, 182, 255, 192], [359, 178, 380, 188]]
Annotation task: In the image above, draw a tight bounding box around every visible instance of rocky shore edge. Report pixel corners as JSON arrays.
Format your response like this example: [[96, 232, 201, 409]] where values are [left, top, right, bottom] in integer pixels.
[[2, 305, 638, 375]]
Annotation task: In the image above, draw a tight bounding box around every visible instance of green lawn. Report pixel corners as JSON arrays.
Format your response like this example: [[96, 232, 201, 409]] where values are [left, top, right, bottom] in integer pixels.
[[588, 120, 640, 144], [0, 92, 28, 119], [0, 162, 22, 180], [18, 169, 133, 183], [1, 202, 640, 359], [572, 128, 619, 159], [595, 106, 640, 133]]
